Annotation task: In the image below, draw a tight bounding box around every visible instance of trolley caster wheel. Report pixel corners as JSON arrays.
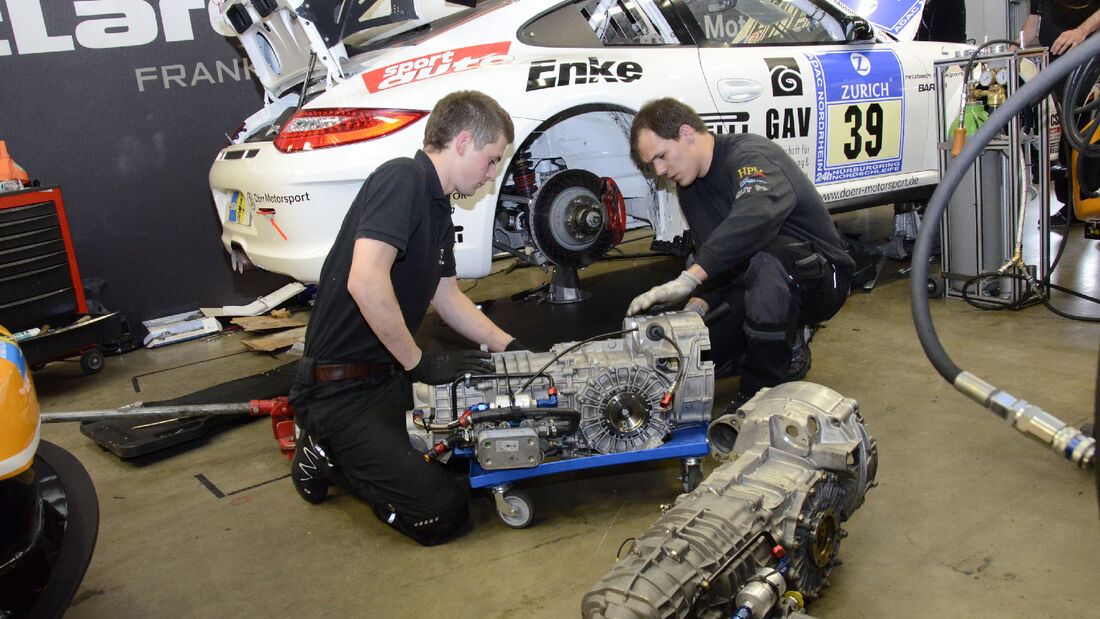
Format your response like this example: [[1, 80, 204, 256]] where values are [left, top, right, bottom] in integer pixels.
[[494, 488, 534, 529], [80, 347, 105, 374], [681, 457, 704, 493], [926, 277, 944, 299]]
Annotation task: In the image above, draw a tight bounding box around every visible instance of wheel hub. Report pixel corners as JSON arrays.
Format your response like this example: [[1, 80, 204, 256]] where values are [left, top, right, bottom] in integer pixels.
[[563, 192, 607, 246]]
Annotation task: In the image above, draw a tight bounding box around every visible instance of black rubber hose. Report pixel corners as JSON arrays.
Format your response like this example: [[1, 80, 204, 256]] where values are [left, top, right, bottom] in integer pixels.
[[910, 33, 1100, 384]]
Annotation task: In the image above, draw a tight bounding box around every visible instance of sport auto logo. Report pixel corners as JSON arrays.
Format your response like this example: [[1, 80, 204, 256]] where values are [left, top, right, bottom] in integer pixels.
[[765, 58, 803, 97], [361, 42, 512, 93]]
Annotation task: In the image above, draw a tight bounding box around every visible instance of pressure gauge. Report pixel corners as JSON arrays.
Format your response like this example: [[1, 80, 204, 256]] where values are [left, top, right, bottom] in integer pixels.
[[978, 69, 993, 87], [996, 67, 1010, 85]]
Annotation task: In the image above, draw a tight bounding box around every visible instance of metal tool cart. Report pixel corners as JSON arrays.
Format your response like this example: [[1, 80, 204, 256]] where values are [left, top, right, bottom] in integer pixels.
[[464, 425, 709, 528], [409, 311, 716, 528], [0, 186, 132, 373], [933, 45, 1051, 305]]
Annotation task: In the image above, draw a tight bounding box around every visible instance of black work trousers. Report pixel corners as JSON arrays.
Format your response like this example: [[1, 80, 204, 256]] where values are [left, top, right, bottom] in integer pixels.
[[705, 235, 851, 394], [289, 361, 468, 546]]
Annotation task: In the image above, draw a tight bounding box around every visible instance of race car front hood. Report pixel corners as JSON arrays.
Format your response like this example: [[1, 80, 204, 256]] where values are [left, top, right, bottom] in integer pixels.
[[209, 0, 478, 97], [834, 0, 926, 41]]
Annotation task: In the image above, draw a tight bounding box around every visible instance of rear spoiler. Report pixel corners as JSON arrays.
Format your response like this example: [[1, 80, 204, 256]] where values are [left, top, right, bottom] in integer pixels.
[[210, 0, 479, 97]]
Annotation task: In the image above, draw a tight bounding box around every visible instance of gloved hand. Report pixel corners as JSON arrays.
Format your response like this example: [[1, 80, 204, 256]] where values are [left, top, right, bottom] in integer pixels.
[[627, 271, 701, 316], [407, 349, 494, 384], [684, 297, 709, 317]]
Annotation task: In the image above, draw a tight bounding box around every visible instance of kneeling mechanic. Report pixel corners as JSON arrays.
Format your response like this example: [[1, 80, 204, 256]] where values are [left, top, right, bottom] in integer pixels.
[[627, 98, 855, 407], [288, 91, 525, 546]]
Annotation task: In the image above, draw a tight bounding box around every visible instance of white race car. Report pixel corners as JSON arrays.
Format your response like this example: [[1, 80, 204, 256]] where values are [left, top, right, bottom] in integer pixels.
[[208, 0, 968, 283]]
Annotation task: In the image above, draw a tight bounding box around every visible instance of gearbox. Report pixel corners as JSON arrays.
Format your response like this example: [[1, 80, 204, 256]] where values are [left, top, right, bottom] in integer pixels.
[[407, 311, 714, 469]]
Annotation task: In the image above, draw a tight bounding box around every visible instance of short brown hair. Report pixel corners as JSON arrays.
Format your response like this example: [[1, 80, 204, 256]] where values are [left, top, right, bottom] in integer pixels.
[[630, 98, 707, 153], [423, 91, 514, 151]]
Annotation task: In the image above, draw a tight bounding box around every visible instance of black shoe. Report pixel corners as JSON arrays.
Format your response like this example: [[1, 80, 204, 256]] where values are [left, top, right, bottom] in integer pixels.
[[1049, 207, 1082, 226], [721, 391, 755, 417], [786, 326, 813, 381], [291, 426, 331, 504]]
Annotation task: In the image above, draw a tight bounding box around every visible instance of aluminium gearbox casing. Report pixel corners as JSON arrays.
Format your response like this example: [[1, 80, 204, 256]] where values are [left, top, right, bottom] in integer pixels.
[[407, 312, 713, 464], [583, 381, 878, 618]]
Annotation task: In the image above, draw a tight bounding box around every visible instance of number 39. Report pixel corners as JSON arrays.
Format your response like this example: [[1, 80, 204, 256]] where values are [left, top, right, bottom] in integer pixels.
[[843, 103, 884, 160]]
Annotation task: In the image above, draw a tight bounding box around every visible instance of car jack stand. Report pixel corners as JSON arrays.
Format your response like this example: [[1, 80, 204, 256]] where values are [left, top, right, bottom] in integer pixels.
[[546, 265, 589, 303], [848, 203, 927, 290], [511, 265, 590, 304]]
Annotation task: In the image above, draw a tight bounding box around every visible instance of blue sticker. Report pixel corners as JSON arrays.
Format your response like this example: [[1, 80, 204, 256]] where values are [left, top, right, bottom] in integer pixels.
[[834, 0, 925, 37], [808, 50, 905, 183], [1, 338, 28, 380]]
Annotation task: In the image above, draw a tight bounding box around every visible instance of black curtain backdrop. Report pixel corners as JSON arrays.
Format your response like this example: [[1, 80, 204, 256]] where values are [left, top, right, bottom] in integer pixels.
[[0, 1, 292, 332]]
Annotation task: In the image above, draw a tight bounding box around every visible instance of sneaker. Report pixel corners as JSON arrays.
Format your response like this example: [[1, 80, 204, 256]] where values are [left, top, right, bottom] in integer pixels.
[[786, 326, 813, 381], [291, 427, 331, 504], [721, 391, 755, 417]]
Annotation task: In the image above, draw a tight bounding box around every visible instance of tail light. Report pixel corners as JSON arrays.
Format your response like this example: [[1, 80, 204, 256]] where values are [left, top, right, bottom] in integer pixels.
[[273, 108, 429, 153]]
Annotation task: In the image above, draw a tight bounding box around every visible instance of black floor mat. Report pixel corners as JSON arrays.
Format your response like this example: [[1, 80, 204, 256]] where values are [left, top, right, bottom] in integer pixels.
[[80, 361, 298, 460]]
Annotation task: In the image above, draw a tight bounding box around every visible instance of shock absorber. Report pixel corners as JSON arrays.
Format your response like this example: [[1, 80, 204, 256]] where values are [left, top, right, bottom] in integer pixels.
[[511, 151, 538, 197]]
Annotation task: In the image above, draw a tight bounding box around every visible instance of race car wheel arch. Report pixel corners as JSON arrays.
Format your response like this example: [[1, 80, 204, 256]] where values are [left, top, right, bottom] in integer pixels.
[[512, 105, 639, 269], [528, 168, 614, 270]]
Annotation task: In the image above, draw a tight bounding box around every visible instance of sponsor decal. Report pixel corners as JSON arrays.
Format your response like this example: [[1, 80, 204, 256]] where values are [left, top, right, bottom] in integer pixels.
[[1, 337, 28, 380], [918, 83, 935, 92], [765, 107, 811, 139], [699, 112, 749, 135], [737, 166, 765, 180], [1, 0, 208, 56], [808, 50, 905, 183], [833, 0, 925, 37], [246, 191, 311, 207], [362, 42, 512, 93], [526, 57, 642, 91], [819, 175, 921, 202], [765, 57, 803, 97], [736, 166, 767, 198]]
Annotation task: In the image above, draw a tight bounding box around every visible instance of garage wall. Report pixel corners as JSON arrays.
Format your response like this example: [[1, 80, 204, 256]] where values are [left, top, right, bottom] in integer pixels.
[[0, 1, 291, 332]]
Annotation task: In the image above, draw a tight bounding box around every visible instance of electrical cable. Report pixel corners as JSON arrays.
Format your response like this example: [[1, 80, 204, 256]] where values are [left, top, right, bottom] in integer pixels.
[[910, 33, 1100, 469], [513, 327, 639, 395]]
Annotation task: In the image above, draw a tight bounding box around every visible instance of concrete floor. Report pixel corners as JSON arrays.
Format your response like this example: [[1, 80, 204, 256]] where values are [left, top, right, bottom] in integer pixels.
[[33, 207, 1099, 617]]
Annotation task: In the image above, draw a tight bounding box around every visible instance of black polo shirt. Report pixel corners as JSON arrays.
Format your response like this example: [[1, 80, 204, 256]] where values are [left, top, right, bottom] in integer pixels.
[[303, 150, 456, 364], [679, 133, 854, 278]]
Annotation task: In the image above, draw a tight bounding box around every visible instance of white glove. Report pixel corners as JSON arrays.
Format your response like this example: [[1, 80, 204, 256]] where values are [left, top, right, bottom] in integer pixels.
[[627, 271, 701, 316]]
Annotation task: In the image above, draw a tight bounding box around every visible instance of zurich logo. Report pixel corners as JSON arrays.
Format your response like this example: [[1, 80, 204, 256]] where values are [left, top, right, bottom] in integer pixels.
[[850, 53, 872, 76]]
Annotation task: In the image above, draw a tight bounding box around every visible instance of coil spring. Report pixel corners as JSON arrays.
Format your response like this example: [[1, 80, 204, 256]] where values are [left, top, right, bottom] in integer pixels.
[[512, 152, 537, 197]]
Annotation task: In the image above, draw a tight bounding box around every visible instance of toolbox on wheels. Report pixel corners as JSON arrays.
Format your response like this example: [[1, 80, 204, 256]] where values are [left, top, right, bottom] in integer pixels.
[[0, 186, 131, 373]]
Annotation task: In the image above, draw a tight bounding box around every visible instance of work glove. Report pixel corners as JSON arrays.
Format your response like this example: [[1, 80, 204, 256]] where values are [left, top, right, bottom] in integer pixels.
[[684, 297, 709, 317], [407, 349, 495, 385], [627, 271, 701, 316]]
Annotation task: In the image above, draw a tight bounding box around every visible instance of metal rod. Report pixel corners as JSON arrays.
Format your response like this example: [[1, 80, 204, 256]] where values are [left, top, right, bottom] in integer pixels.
[[41, 402, 254, 423]]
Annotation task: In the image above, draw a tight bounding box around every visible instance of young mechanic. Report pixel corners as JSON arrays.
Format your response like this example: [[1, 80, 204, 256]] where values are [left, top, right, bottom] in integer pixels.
[[626, 98, 854, 408], [288, 91, 526, 546]]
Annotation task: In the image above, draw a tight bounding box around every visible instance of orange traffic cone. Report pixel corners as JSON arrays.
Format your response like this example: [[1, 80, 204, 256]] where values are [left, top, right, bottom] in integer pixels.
[[0, 141, 30, 190]]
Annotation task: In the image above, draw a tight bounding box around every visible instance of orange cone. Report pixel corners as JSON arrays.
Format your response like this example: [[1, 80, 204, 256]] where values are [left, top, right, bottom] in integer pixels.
[[0, 141, 30, 184]]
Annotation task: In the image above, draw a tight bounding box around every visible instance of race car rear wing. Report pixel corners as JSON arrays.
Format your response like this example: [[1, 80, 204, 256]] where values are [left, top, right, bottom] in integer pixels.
[[210, 0, 477, 97]]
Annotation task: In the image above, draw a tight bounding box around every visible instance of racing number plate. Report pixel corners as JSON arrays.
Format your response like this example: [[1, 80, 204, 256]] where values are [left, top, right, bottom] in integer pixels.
[[808, 50, 905, 183], [825, 99, 903, 166], [225, 190, 251, 227]]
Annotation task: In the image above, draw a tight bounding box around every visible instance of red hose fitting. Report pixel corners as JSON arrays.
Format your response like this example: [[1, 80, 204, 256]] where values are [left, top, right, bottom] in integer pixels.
[[660, 392, 673, 409]]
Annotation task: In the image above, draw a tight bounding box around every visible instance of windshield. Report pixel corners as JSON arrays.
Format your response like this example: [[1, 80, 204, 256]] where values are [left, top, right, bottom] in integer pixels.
[[678, 0, 846, 46]]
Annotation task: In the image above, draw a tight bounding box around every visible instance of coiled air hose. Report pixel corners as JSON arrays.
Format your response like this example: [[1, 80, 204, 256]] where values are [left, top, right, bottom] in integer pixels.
[[909, 33, 1100, 470]]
